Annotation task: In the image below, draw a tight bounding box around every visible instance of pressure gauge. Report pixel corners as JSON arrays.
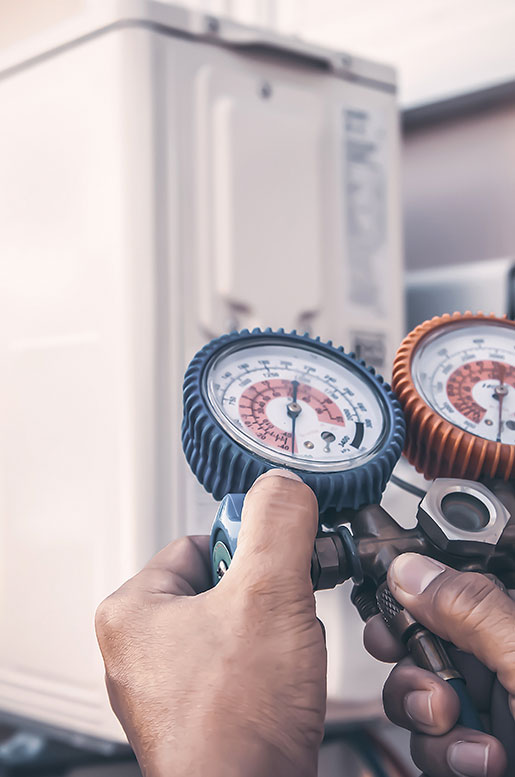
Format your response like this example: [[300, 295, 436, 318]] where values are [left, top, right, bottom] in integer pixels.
[[182, 329, 405, 517], [393, 312, 515, 480]]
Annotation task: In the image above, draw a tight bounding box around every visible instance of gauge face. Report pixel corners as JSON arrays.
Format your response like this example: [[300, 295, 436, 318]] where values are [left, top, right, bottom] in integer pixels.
[[411, 320, 515, 445], [203, 338, 388, 472]]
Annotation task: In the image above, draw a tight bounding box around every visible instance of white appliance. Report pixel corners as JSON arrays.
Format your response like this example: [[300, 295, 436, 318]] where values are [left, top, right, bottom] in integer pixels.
[[0, 0, 402, 746], [407, 257, 515, 331]]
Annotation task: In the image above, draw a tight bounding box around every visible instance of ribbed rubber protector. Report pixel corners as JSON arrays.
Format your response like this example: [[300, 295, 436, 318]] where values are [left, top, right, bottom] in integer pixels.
[[182, 328, 405, 520], [392, 312, 515, 481]]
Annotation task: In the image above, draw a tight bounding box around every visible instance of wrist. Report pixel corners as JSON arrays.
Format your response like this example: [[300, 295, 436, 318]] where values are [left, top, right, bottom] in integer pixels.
[[139, 727, 318, 777]]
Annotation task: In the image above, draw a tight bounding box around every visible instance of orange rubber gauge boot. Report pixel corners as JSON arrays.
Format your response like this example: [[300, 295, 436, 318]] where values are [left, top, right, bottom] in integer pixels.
[[392, 312, 515, 480]]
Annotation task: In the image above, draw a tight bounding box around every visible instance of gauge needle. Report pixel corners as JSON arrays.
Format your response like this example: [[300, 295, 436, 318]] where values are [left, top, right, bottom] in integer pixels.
[[287, 380, 302, 454], [494, 364, 508, 443]]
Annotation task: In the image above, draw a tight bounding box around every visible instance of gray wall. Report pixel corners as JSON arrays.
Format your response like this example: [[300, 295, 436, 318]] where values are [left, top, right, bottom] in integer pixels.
[[403, 88, 515, 270]]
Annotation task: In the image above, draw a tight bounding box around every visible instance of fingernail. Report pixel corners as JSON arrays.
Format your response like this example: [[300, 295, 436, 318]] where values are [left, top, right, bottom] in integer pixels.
[[404, 690, 434, 726], [390, 553, 446, 596], [258, 468, 302, 482], [447, 741, 490, 777]]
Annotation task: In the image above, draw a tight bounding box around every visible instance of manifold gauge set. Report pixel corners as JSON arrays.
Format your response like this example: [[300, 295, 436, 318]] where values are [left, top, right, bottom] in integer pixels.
[[182, 312, 515, 732]]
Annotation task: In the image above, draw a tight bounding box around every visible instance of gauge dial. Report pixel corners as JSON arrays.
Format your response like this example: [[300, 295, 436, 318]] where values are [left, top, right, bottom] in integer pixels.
[[393, 312, 515, 481], [183, 329, 405, 513], [205, 339, 387, 472], [411, 321, 515, 445]]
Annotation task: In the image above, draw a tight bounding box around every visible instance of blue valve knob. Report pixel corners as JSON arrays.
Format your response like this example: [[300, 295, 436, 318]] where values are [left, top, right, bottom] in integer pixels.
[[209, 493, 363, 589], [210, 494, 245, 586]]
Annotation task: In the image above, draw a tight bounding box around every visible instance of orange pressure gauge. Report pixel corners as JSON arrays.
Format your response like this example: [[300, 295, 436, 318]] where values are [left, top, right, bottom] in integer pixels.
[[392, 312, 515, 480]]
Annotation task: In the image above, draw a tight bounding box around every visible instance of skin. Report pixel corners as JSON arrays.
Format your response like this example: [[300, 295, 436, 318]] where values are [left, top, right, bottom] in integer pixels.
[[364, 556, 515, 777], [95, 470, 326, 777], [97, 472, 515, 777]]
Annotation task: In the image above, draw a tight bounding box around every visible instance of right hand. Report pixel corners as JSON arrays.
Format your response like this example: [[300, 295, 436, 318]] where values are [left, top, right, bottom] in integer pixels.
[[364, 553, 515, 777]]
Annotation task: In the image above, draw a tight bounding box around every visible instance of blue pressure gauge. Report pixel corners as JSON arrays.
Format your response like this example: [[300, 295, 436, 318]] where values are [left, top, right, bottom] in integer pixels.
[[182, 329, 405, 519]]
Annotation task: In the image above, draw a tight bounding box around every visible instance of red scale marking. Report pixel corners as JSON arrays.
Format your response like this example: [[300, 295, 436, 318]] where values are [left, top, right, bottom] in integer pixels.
[[239, 378, 345, 452], [446, 360, 515, 423]]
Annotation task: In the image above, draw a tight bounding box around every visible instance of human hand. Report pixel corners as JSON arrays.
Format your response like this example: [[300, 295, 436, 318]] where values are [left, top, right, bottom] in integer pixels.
[[95, 469, 325, 777], [364, 553, 515, 777]]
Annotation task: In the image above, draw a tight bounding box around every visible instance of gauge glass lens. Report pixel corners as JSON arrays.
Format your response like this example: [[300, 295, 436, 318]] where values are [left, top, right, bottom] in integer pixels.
[[204, 339, 388, 472], [412, 321, 515, 444]]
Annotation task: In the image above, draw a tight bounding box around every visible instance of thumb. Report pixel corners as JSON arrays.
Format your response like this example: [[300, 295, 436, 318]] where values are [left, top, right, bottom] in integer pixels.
[[226, 469, 319, 591], [388, 553, 515, 702]]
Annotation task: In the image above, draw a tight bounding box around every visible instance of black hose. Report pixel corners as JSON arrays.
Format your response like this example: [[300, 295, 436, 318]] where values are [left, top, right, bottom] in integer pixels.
[[390, 474, 427, 500]]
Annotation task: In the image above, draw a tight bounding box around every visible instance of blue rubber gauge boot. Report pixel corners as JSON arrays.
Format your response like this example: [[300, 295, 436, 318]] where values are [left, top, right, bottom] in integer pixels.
[[182, 328, 405, 582]]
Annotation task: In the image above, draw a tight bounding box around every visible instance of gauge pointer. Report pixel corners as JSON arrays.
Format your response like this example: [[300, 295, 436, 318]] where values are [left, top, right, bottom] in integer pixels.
[[287, 380, 302, 454], [493, 364, 508, 443]]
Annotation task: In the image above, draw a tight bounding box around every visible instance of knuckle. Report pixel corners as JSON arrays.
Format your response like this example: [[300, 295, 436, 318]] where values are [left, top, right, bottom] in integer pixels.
[[95, 593, 130, 641], [94, 596, 115, 635], [251, 475, 316, 508], [432, 572, 498, 622], [498, 651, 515, 697], [492, 626, 515, 693], [382, 670, 398, 706], [382, 663, 410, 702], [146, 567, 185, 594], [431, 572, 515, 693], [169, 535, 196, 557]]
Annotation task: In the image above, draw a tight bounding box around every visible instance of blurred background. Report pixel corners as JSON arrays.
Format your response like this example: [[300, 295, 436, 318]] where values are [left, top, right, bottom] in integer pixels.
[[0, 1, 514, 775]]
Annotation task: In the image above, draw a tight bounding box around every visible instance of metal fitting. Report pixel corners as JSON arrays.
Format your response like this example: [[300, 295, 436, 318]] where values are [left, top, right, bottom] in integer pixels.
[[376, 580, 461, 682], [351, 580, 379, 622], [312, 535, 345, 590], [311, 526, 362, 591], [417, 478, 511, 557]]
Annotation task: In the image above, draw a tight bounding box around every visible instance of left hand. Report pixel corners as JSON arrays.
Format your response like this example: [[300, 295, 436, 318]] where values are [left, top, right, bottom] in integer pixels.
[[95, 469, 326, 777]]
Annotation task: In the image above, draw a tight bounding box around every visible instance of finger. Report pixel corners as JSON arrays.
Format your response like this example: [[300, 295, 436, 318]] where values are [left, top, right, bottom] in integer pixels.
[[228, 469, 318, 589], [363, 613, 407, 662], [317, 617, 326, 645], [447, 648, 495, 711], [122, 535, 212, 597], [387, 554, 515, 699], [411, 728, 507, 777], [383, 660, 460, 735], [491, 680, 515, 765]]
